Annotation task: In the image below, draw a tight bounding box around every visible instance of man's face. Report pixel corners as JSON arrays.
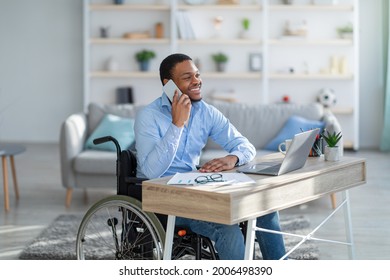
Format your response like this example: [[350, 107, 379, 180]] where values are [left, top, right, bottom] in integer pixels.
[[169, 60, 202, 102]]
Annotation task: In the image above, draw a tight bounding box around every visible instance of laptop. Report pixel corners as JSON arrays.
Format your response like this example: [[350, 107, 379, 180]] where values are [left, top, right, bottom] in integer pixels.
[[237, 128, 320, 176]]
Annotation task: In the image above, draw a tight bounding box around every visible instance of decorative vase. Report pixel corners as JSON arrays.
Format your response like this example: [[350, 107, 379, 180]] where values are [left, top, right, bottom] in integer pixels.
[[106, 57, 119, 71], [139, 61, 150, 72], [324, 146, 340, 161], [100, 26, 110, 38]]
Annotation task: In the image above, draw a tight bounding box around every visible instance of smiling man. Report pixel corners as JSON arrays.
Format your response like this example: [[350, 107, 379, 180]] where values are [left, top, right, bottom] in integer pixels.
[[135, 53, 286, 260]]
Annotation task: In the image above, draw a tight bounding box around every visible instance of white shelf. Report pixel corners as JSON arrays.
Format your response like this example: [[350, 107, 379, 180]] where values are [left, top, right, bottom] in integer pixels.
[[269, 73, 353, 80], [178, 4, 262, 11], [178, 39, 261, 45], [269, 39, 353, 46], [90, 71, 159, 78], [90, 38, 170, 44], [89, 4, 170, 11], [270, 4, 353, 11], [201, 72, 261, 79]]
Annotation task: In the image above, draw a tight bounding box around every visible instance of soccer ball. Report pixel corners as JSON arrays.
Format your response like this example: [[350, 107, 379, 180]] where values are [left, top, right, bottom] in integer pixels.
[[317, 88, 336, 108]]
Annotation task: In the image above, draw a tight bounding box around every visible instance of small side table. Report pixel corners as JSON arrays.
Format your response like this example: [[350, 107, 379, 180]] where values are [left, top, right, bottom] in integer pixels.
[[0, 143, 26, 212]]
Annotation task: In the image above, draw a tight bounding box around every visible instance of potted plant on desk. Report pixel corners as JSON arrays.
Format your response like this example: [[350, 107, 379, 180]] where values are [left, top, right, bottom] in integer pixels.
[[322, 130, 342, 161]]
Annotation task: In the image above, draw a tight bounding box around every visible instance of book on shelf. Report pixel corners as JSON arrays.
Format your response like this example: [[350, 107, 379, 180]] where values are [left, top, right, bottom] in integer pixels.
[[176, 11, 196, 40]]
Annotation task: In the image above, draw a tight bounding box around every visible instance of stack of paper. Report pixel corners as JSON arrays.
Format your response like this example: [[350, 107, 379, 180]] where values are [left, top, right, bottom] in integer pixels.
[[167, 172, 255, 186]]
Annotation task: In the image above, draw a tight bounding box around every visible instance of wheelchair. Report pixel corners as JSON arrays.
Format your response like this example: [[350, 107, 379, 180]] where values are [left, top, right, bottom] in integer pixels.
[[75, 136, 218, 260]]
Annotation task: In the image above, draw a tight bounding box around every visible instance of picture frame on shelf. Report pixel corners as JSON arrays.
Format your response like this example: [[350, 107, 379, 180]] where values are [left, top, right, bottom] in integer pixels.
[[249, 53, 262, 72]]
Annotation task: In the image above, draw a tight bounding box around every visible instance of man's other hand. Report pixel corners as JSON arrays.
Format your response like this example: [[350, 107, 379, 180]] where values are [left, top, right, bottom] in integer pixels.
[[199, 155, 238, 173]]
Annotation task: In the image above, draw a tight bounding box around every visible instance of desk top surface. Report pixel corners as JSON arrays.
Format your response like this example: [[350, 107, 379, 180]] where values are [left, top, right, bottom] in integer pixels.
[[142, 154, 366, 224]]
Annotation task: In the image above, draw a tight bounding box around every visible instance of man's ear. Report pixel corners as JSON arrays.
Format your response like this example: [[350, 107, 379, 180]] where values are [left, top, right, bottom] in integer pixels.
[[163, 78, 169, 85]]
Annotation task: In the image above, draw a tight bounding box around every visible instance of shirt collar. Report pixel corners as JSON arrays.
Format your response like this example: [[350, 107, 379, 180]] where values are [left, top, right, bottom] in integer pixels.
[[161, 92, 171, 108]]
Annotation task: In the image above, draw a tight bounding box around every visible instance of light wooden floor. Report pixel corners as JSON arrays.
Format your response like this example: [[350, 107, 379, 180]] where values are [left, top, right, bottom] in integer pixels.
[[0, 143, 389, 260]]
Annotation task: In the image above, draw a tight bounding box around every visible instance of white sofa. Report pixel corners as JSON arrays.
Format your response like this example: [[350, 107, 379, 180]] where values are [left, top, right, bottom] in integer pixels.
[[60, 101, 342, 207]]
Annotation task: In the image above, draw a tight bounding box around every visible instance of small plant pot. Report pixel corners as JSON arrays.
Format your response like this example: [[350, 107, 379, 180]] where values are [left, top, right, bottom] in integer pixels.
[[216, 62, 227, 72], [138, 61, 150, 72], [324, 146, 340, 161], [339, 32, 353, 40], [240, 30, 251, 39]]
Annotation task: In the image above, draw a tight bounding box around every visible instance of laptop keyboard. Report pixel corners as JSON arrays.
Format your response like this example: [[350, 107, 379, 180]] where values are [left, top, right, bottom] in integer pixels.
[[260, 163, 282, 173]]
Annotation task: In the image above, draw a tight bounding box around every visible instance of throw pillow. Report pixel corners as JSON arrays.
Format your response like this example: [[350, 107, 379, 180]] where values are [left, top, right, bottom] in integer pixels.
[[264, 115, 325, 151], [85, 114, 135, 152]]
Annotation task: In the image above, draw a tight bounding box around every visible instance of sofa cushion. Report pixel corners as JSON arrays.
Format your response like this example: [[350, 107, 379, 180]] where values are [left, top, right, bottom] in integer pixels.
[[87, 102, 143, 136], [264, 115, 325, 151], [74, 150, 116, 175], [85, 114, 135, 152], [205, 101, 324, 150]]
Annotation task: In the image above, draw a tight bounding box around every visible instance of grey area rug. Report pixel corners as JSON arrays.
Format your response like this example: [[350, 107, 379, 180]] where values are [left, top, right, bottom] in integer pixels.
[[19, 214, 318, 260]]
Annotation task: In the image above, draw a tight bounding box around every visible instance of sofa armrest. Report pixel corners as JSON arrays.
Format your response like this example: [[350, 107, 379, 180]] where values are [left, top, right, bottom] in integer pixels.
[[59, 112, 88, 189], [322, 109, 344, 155]]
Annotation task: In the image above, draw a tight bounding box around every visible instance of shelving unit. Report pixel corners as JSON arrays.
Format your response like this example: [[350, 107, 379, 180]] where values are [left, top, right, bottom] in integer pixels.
[[83, 0, 359, 149]]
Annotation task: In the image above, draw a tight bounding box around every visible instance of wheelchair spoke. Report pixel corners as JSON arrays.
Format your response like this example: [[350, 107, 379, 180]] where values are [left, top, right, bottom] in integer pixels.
[[76, 196, 165, 260]]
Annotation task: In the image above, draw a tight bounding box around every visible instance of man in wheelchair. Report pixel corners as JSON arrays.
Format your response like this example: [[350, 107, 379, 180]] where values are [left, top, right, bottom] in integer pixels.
[[134, 53, 286, 260]]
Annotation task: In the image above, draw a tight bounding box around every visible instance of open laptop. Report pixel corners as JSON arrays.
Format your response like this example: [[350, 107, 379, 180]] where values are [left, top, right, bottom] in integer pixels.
[[237, 128, 320, 176]]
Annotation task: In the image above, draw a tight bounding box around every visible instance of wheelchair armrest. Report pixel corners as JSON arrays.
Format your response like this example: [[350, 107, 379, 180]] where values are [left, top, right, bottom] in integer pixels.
[[125, 177, 146, 184]]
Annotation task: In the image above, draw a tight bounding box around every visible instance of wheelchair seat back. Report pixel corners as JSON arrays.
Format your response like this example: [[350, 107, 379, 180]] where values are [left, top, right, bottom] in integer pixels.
[[119, 149, 168, 227]]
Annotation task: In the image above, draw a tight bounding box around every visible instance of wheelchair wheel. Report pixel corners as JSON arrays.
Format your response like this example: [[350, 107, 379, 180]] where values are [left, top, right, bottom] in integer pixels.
[[76, 195, 166, 260]]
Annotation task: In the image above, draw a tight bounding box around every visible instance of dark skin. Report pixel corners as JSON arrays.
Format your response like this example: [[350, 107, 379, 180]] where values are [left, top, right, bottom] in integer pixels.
[[163, 59, 238, 173]]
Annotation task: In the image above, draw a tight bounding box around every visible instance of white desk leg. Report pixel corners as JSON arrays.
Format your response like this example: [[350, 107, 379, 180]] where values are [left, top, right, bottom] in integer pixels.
[[244, 218, 256, 260], [342, 190, 355, 259], [163, 215, 175, 260]]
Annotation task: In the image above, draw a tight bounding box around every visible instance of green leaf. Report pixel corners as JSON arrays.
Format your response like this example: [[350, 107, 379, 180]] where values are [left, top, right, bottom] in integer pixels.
[[321, 130, 342, 147]]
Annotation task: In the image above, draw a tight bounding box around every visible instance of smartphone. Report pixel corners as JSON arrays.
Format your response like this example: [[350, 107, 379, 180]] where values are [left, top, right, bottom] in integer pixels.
[[163, 79, 182, 102]]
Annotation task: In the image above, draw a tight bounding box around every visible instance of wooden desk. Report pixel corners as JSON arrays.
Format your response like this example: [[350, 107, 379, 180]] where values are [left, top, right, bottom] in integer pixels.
[[142, 154, 366, 259]]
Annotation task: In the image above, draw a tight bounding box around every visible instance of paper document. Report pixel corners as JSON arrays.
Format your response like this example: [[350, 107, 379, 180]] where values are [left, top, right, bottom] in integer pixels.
[[167, 172, 255, 186]]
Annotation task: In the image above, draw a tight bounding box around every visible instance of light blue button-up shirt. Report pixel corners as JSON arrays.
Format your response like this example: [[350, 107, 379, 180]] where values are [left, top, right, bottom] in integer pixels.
[[135, 93, 256, 179]]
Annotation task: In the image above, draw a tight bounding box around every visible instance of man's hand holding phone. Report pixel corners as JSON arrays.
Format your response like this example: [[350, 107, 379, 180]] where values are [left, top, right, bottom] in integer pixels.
[[163, 79, 191, 127]]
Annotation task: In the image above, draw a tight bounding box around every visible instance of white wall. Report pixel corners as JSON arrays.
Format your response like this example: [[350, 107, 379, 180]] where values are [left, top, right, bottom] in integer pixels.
[[0, 0, 83, 143], [0, 0, 385, 148], [358, 0, 385, 148]]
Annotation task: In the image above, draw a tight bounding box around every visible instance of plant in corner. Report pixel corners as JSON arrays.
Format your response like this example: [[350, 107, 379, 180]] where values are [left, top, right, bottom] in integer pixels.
[[212, 52, 228, 72], [322, 130, 342, 161], [135, 49, 156, 71]]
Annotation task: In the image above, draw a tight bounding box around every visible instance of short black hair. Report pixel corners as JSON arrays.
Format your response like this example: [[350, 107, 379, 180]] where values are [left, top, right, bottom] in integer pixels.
[[159, 53, 192, 85]]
